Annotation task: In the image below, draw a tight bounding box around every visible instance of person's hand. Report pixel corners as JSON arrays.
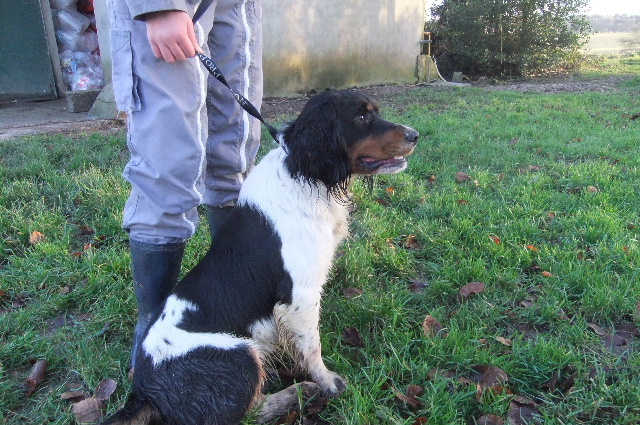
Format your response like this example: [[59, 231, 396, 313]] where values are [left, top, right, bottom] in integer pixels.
[[144, 10, 202, 63]]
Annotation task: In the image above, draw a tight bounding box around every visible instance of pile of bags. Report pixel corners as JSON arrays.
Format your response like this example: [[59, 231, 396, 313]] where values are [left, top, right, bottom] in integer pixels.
[[51, 0, 104, 91]]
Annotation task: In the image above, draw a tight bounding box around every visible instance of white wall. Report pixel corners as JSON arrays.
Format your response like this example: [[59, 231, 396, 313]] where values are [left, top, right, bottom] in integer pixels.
[[262, 0, 425, 95]]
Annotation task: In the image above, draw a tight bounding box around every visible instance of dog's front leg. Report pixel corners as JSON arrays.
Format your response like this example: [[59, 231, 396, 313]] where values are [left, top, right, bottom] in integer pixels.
[[275, 297, 347, 397]]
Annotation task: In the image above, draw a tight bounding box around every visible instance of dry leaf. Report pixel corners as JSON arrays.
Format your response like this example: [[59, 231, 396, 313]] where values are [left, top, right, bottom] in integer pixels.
[[78, 225, 96, 236], [94, 379, 118, 402], [457, 199, 470, 205], [541, 271, 554, 277], [403, 235, 422, 250], [587, 186, 599, 193], [393, 384, 424, 409], [29, 231, 46, 245], [588, 323, 608, 337], [459, 281, 486, 300], [342, 288, 363, 299], [412, 417, 428, 425], [342, 327, 364, 348], [455, 172, 472, 182], [61, 390, 90, 403], [422, 315, 446, 338], [468, 365, 508, 391], [24, 359, 48, 396], [72, 398, 104, 424], [489, 235, 502, 245], [507, 395, 540, 425], [386, 187, 396, 195], [428, 175, 437, 183], [409, 279, 429, 293], [495, 337, 512, 347], [524, 245, 538, 252], [477, 414, 505, 425]]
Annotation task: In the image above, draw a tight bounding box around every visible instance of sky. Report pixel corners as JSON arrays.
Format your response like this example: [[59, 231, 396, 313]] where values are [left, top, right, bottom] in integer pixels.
[[588, 0, 640, 15]]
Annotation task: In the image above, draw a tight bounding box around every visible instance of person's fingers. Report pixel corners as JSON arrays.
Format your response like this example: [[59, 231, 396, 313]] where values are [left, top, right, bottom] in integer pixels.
[[187, 23, 203, 54]]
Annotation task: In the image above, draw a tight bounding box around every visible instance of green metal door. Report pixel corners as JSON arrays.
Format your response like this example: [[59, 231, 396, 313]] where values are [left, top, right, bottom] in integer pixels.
[[0, 0, 57, 101]]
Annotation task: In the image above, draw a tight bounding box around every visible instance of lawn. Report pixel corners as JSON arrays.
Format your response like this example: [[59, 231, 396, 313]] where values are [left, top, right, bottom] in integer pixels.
[[1, 56, 639, 425]]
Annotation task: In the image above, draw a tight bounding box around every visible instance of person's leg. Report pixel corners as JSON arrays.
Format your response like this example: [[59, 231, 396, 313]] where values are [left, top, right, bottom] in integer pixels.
[[204, 0, 263, 238], [107, 0, 216, 367]]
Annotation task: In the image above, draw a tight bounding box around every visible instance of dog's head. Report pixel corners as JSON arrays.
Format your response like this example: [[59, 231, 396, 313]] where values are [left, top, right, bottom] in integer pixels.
[[282, 90, 419, 196]]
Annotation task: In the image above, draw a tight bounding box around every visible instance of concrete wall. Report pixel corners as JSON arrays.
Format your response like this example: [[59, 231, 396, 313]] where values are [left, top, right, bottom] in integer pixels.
[[262, 0, 425, 95], [92, 0, 424, 98]]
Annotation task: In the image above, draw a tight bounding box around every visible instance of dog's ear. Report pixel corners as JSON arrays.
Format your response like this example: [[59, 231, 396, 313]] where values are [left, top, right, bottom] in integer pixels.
[[283, 93, 350, 194]]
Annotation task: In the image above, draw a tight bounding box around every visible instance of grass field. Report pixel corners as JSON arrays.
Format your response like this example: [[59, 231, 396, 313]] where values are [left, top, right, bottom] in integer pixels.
[[1, 56, 639, 425], [586, 32, 635, 54]]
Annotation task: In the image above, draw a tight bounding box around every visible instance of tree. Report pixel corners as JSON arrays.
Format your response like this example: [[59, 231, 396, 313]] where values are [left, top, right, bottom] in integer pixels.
[[429, 0, 592, 79]]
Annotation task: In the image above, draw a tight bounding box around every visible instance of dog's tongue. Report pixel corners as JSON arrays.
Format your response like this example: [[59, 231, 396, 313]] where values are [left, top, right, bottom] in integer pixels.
[[362, 156, 403, 166]]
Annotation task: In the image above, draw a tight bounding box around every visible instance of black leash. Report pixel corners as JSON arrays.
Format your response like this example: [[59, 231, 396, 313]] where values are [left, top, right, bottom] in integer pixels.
[[192, 1, 279, 142]]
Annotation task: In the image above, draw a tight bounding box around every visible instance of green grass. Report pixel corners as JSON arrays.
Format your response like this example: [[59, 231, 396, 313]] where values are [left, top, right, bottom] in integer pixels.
[[1, 57, 639, 424], [585, 33, 635, 55]]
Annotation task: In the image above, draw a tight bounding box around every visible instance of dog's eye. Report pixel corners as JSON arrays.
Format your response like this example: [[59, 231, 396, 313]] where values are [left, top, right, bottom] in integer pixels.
[[355, 113, 372, 124]]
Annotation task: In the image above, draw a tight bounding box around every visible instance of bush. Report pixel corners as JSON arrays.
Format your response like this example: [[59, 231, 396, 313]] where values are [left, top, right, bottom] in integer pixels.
[[429, 0, 592, 79]]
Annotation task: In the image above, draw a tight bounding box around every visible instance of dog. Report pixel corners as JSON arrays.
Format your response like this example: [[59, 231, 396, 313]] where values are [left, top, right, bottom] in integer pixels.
[[101, 90, 419, 425]]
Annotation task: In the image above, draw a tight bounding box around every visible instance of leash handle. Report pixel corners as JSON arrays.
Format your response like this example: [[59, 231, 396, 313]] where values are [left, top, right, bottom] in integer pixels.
[[192, 2, 279, 143]]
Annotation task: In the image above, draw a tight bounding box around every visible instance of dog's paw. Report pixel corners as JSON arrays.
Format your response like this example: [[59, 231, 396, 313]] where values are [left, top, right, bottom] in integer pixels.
[[316, 371, 348, 398]]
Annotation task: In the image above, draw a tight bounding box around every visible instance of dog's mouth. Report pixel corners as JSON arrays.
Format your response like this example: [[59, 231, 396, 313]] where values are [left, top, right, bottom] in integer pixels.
[[357, 155, 409, 174]]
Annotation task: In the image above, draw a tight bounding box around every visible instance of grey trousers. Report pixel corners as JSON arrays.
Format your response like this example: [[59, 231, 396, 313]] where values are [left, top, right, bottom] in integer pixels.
[[108, 0, 263, 244]]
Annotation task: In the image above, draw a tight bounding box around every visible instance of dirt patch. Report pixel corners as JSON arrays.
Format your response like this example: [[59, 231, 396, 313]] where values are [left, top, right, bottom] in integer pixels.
[[261, 84, 421, 121], [262, 74, 634, 119], [473, 74, 632, 93]]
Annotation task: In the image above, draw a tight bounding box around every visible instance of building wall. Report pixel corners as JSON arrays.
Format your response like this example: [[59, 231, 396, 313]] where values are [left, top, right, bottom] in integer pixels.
[[93, 0, 424, 97], [262, 0, 425, 95]]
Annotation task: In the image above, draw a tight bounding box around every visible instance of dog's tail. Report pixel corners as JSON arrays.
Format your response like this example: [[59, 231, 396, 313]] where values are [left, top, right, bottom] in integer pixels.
[[100, 393, 165, 425]]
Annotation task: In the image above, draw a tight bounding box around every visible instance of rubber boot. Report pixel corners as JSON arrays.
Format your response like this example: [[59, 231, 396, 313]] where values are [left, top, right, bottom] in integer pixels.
[[206, 206, 234, 241], [129, 239, 185, 368]]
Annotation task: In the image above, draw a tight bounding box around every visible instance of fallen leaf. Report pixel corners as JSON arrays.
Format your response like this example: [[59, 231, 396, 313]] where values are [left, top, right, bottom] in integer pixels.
[[422, 315, 446, 338], [587, 186, 599, 193], [507, 395, 540, 425], [342, 327, 364, 348], [476, 414, 505, 425], [412, 417, 428, 425], [342, 288, 363, 299], [588, 323, 608, 337], [541, 271, 554, 277], [524, 245, 538, 252], [402, 235, 422, 250], [78, 225, 95, 236], [455, 172, 472, 183], [457, 199, 470, 205], [275, 410, 300, 425], [73, 398, 104, 424], [29, 231, 46, 245], [428, 175, 437, 183], [495, 337, 512, 347], [393, 384, 424, 409], [459, 281, 486, 300], [94, 379, 117, 402], [489, 235, 502, 245], [24, 359, 48, 396], [386, 187, 396, 195], [408, 280, 429, 293], [61, 390, 90, 403], [468, 365, 508, 391]]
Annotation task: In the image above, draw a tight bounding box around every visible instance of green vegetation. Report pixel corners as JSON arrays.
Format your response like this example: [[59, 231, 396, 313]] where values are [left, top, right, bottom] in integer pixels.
[[1, 57, 639, 424], [428, 0, 591, 79]]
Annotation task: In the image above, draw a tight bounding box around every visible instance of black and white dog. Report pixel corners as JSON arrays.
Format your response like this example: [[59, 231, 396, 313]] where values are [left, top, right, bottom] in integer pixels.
[[102, 90, 419, 425]]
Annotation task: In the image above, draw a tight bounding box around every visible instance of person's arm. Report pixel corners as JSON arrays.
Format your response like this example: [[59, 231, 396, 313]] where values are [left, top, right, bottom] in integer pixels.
[[143, 10, 202, 63]]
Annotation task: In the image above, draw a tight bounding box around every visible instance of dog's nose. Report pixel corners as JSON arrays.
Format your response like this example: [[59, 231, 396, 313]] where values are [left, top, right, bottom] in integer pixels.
[[405, 127, 419, 145]]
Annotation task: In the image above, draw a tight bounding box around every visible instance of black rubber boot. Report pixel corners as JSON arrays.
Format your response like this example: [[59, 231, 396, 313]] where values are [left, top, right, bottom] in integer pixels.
[[129, 239, 185, 368], [205, 206, 234, 240]]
